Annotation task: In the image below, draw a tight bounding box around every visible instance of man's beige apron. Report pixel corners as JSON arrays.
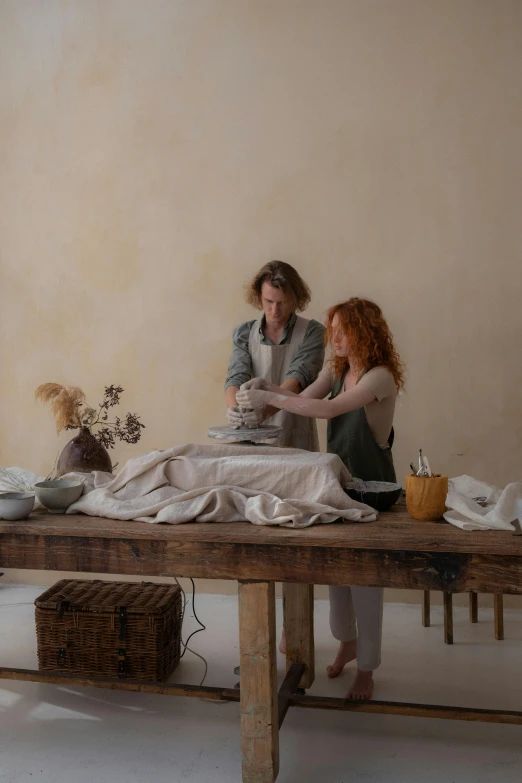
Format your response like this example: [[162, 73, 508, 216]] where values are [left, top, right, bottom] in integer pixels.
[[249, 316, 319, 450]]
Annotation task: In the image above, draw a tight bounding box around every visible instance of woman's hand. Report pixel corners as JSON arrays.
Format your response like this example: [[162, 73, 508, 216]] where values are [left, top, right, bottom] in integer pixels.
[[236, 388, 277, 409], [242, 408, 264, 428], [240, 377, 275, 392]]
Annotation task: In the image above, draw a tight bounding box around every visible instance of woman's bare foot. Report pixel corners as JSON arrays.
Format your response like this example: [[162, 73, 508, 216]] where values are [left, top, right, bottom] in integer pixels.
[[326, 639, 357, 678], [279, 628, 286, 654], [346, 669, 374, 700]]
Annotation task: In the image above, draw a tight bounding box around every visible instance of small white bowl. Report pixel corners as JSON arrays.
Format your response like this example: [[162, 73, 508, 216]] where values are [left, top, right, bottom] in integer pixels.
[[35, 480, 84, 514], [0, 491, 35, 521]]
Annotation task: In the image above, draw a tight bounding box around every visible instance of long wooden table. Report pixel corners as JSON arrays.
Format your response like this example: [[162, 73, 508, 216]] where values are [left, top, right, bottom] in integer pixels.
[[1, 507, 522, 782]]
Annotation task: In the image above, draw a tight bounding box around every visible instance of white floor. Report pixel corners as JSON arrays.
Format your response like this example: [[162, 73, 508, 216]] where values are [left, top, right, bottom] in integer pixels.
[[0, 584, 521, 783]]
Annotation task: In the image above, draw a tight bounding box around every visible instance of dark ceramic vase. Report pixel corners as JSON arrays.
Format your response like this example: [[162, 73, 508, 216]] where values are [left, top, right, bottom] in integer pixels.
[[56, 427, 112, 477]]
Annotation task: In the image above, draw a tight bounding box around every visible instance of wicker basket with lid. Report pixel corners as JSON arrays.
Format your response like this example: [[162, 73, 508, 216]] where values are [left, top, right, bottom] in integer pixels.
[[35, 579, 182, 681]]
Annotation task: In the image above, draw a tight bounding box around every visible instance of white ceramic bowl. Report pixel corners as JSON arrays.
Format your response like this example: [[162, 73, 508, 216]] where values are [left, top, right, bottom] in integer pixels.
[[35, 480, 84, 514], [0, 491, 35, 521]]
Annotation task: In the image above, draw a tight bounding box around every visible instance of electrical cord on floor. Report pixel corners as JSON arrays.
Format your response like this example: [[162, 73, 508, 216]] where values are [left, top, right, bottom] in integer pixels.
[[180, 578, 207, 657], [173, 577, 231, 703], [184, 645, 209, 688], [174, 577, 209, 685]]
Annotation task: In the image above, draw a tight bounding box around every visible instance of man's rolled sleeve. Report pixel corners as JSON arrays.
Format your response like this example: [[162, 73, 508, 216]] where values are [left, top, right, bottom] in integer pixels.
[[285, 319, 326, 389], [224, 322, 254, 389]]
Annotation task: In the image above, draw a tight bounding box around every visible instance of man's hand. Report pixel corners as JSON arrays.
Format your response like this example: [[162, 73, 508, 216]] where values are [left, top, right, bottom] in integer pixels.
[[236, 388, 277, 409], [226, 406, 244, 429]]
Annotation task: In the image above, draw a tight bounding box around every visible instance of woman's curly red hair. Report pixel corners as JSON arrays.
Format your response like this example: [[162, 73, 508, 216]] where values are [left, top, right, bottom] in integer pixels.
[[326, 298, 405, 391]]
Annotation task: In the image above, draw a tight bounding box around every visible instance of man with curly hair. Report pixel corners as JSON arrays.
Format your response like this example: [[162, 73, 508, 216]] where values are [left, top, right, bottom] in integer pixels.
[[225, 261, 325, 450]]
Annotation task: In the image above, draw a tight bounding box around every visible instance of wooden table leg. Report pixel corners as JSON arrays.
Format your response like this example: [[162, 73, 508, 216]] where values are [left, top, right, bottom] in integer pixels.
[[469, 592, 478, 623], [443, 592, 453, 645], [422, 590, 430, 627], [283, 583, 315, 689], [238, 580, 279, 783], [494, 594, 504, 640]]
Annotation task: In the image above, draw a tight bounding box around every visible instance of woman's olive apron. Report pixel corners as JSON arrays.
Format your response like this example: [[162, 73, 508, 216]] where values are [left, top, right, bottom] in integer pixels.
[[327, 369, 396, 482]]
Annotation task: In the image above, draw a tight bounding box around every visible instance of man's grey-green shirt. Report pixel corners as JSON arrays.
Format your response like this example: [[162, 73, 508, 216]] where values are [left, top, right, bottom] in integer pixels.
[[225, 314, 326, 391]]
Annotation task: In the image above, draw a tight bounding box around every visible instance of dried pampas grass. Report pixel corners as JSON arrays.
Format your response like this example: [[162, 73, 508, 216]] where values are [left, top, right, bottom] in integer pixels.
[[35, 383, 86, 434], [35, 382, 144, 449]]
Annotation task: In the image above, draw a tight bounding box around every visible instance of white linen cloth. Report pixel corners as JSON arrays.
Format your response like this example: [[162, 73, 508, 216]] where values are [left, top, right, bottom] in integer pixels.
[[65, 443, 377, 527], [444, 475, 522, 531], [0, 466, 44, 493]]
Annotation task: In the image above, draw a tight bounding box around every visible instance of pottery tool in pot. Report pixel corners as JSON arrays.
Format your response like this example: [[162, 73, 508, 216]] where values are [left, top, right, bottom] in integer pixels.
[[406, 450, 448, 521], [416, 449, 432, 477]]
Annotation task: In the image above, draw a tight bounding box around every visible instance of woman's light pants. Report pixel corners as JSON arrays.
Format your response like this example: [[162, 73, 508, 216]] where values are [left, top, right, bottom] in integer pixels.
[[329, 586, 383, 672]]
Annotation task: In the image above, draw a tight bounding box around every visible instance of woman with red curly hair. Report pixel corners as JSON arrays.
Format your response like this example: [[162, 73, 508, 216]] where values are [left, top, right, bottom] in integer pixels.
[[237, 297, 405, 700]]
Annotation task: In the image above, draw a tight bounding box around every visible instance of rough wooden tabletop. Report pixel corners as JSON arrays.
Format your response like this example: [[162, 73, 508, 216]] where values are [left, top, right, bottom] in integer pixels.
[[1, 506, 520, 557]]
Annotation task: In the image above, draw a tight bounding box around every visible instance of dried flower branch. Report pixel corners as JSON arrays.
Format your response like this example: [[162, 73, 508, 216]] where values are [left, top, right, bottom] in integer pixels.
[[36, 383, 145, 449]]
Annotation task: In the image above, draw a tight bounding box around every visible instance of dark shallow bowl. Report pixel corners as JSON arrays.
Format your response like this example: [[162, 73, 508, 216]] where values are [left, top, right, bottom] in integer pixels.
[[345, 480, 402, 511]]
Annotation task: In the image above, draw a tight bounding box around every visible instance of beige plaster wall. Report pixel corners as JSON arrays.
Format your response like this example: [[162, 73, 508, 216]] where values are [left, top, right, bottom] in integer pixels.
[[1, 1, 521, 598]]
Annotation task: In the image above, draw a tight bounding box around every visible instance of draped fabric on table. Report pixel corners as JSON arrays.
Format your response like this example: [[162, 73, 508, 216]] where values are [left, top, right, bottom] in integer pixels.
[[64, 443, 376, 528]]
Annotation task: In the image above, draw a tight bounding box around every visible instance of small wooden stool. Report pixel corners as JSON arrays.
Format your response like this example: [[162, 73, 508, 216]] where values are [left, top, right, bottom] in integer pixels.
[[422, 590, 504, 644]]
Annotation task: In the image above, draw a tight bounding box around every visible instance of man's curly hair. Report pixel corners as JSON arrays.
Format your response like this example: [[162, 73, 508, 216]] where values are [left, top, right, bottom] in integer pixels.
[[245, 261, 311, 312]]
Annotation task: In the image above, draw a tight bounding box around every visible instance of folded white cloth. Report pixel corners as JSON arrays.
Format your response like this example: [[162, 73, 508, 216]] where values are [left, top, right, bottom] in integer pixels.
[[65, 443, 377, 527], [444, 474, 522, 531]]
